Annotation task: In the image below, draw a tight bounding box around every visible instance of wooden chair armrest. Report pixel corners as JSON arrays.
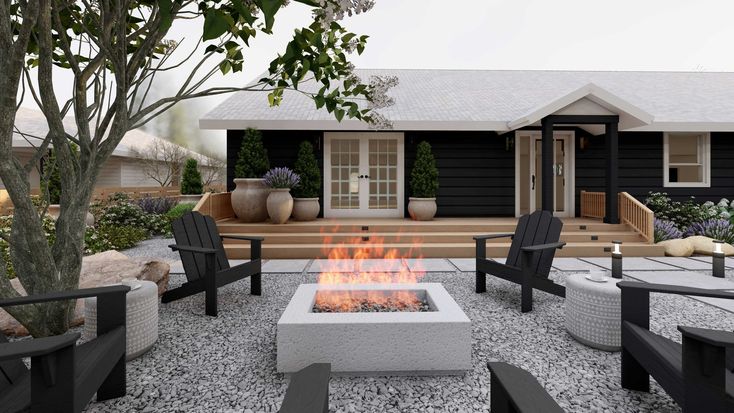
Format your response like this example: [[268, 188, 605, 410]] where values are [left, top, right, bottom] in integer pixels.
[[220, 235, 264, 242], [678, 326, 734, 348], [617, 281, 734, 300], [473, 233, 514, 241], [0, 333, 80, 361], [168, 244, 218, 255], [0, 285, 130, 307], [521, 241, 566, 253]]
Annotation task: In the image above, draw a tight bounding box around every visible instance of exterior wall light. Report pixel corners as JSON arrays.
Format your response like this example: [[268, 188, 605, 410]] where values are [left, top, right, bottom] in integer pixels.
[[611, 240, 623, 279], [712, 240, 725, 278]]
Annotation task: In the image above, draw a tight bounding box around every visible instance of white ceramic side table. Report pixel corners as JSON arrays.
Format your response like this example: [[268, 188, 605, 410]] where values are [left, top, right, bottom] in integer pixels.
[[84, 280, 159, 360], [564, 273, 621, 351]]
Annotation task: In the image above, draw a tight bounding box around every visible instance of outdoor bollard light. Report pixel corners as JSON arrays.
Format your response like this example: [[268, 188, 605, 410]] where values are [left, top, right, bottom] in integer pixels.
[[712, 240, 725, 278], [611, 240, 623, 279]]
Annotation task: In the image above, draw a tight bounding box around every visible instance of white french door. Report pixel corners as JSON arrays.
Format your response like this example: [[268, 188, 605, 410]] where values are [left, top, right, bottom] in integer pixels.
[[324, 132, 404, 218]]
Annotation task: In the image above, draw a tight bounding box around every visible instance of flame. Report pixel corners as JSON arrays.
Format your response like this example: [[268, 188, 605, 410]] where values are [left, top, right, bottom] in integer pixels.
[[314, 226, 427, 312]]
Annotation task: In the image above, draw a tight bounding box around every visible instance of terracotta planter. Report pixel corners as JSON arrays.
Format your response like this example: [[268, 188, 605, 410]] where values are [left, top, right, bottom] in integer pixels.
[[47, 204, 95, 227], [231, 178, 269, 222], [408, 197, 437, 221], [292, 198, 320, 221], [178, 194, 202, 204], [267, 188, 293, 224]]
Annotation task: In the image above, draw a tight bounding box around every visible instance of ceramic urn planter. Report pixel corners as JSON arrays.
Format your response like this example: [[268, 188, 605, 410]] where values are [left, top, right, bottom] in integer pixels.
[[267, 188, 294, 224], [408, 197, 437, 221], [231, 178, 269, 222], [47, 204, 95, 227], [292, 198, 320, 221]]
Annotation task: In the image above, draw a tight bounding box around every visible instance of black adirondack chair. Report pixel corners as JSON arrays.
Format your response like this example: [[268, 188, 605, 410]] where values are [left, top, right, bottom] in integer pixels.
[[487, 362, 565, 413], [163, 211, 263, 316], [474, 210, 566, 312], [0, 285, 129, 413], [279, 363, 331, 413], [618, 281, 734, 412]]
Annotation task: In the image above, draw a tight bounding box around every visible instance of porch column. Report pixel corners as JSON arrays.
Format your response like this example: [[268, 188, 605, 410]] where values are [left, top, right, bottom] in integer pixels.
[[604, 121, 619, 224], [541, 117, 554, 212]]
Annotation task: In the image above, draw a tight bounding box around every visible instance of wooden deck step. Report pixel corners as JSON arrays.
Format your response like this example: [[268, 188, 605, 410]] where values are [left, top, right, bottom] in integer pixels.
[[221, 231, 646, 244], [224, 242, 665, 259]]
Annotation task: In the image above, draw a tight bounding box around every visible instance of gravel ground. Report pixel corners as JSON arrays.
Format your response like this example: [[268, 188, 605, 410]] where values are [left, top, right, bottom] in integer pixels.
[[85, 265, 734, 413], [122, 237, 180, 263]]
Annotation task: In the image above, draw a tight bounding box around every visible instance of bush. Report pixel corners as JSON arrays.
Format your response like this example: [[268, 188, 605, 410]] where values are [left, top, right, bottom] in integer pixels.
[[410, 141, 439, 198], [137, 196, 177, 214], [263, 167, 300, 189], [699, 198, 734, 223], [292, 141, 321, 198], [166, 202, 196, 221], [684, 219, 734, 244], [234, 128, 270, 178], [180, 158, 203, 195], [653, 218, 682, 243], [98, 201, 171, 237], [644, 192, 706, 231]]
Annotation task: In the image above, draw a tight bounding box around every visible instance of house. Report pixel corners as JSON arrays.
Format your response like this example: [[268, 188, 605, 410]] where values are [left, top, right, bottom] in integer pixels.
[[8, 108, 223, 191], [201, 69, 734, 223]]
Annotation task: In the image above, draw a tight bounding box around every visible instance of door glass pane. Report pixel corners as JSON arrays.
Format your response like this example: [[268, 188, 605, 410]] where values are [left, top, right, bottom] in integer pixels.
[[555, 140, 565, 212], [368, 138, 398, 209], [330, 139, 359, 209]]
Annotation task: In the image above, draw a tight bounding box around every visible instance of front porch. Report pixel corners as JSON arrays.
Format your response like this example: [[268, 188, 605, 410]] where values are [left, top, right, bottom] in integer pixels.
[[196, 192, 663, 259]]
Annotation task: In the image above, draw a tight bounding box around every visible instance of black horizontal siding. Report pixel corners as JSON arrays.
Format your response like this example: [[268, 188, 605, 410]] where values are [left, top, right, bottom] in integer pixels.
[[404, 131, 514, 217], [226, 130, 324, 204], [575, 131, 734, 215]]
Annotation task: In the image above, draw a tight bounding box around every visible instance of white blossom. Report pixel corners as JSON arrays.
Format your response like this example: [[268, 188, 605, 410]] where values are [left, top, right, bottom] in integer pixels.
[[314, 0, 375, 29]]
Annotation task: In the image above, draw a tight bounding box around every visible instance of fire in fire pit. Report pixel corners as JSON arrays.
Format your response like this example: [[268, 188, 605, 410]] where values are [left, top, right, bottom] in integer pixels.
[[317, 230, 427, 310], [312, 289, 433, 313]]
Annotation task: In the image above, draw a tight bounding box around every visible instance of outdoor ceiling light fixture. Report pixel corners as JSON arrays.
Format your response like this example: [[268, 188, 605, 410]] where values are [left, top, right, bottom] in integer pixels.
[[712, 240, 725, 278], [611, 240, 623, 279]]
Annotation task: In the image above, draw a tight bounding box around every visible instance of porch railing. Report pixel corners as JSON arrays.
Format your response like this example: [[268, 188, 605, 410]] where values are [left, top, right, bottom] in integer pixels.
[[618, 191, 654, 243], [193, 192, 234, 220], [580, 190, 606, 219], [580, 190, 654, 243]]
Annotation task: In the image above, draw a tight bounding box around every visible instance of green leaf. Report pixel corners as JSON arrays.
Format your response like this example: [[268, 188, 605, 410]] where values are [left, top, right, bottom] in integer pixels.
[[203, 9, 229, 41], [334, 109, 345, 122], [258, 0, 283, 32], [158, 0, 174, 31]]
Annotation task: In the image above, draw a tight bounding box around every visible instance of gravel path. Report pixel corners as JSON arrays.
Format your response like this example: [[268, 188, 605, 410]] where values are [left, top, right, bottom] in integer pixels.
[[122, 237, 180, 262], [84, 267, 734, 413]]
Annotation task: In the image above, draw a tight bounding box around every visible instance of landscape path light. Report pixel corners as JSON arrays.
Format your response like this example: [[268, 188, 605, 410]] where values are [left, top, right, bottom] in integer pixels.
[[611, 240, 623, 279], [712, 240, 725, 278]]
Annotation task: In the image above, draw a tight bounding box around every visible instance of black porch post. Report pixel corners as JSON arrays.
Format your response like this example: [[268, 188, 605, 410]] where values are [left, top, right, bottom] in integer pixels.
[[541, 117, 554, 212], [604, 121, 619, 224]]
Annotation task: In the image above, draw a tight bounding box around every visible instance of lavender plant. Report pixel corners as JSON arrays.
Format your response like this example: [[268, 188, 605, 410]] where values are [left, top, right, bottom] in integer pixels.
[[263, 167, 301, 189], [684, 219, 734, 244], [653, 218, 683, 243], [136, 196, 177, 215]]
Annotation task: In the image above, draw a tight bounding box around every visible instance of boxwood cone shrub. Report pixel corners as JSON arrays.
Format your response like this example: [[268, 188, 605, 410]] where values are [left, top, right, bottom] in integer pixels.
[[181, 158, 203, 195], [292, 141, 321, 198], [234, 128, 270, 178], [410, 141, 439, 198]]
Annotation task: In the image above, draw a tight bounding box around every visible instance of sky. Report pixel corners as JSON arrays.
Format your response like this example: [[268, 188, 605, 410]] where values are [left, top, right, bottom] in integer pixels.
[[20, 0, 734, 156]]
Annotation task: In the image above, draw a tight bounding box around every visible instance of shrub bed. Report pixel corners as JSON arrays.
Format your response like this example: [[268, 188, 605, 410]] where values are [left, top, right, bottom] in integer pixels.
[[645, 192, 734, 244]]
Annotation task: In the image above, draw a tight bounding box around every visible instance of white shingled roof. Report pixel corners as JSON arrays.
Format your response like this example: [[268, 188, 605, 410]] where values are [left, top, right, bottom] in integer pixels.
[[199, 69, 734, 132]]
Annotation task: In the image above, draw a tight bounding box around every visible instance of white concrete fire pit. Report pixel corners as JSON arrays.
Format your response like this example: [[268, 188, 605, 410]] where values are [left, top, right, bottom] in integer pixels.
[[277, 283, 471, 375]]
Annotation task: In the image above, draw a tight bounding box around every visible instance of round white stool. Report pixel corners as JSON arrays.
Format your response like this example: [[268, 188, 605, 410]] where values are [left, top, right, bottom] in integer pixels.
[[564, 273, 621, 352], [84, 280, 159, 360]]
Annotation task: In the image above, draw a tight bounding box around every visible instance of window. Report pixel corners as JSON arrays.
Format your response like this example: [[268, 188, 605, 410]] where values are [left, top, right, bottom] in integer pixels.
[[664, 132, 710, 187]]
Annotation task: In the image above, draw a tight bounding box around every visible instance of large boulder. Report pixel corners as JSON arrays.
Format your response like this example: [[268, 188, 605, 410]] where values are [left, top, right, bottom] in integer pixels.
[[686, 236, 734, 256], [1, 251, 169, 337], [658, 238, 695, 257]]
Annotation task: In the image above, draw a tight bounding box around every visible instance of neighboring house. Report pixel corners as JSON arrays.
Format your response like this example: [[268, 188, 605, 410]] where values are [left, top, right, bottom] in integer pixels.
[[8, 108, 223, 190], [200, 69, 734, 222]]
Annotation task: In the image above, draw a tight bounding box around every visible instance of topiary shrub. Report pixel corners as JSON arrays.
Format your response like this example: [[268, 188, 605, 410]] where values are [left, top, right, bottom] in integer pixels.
[[654, 218, 683, 243], [292, 141, 321, 198], [234, 128, 270, 178], [684, 219, 734, 244], [180, 158, 203, 195], [410, 141, 439, 198]]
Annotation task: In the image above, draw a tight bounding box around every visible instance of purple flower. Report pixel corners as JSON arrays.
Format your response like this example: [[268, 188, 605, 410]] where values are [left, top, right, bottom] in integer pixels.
[[263, 167, 301, 189], [654, 219, 682, 243], [684, 218, 734, 244]]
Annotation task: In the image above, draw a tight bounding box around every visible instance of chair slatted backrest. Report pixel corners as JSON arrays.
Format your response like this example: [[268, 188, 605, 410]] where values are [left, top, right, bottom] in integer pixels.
[[505, 210, 563, 277], [172, 212, 230, 282], [0, 334, 28, 394]]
